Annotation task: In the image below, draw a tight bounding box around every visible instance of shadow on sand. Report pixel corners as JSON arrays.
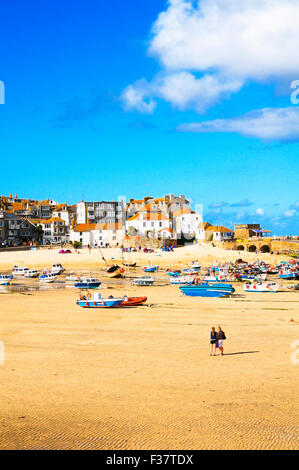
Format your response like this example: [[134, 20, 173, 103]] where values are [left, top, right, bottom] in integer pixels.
[[223, 351, 259, 356]]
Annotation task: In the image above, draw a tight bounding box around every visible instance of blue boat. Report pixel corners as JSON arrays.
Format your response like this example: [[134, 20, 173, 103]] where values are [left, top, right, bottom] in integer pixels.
[[143, 265, 159, 273], [167, 271, 181, 277], [74, 277, 101, 289], [180, 283, 235, 298], [77, 298, 122, 308], [279, 268, 298, 280], [0, 274, 13, 285]]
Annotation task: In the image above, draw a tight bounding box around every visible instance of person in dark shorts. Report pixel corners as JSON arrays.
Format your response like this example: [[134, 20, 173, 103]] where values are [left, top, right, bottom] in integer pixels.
[[216, 326, 226, 356], [210, 327, 217, 356]]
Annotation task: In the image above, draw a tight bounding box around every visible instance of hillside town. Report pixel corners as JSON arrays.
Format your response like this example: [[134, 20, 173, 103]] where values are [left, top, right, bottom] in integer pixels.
[[0, 193, 297, 254]]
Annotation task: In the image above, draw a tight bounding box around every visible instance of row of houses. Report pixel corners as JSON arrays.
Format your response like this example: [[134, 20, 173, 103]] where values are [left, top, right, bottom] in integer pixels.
[[1, 194, 269, 248]]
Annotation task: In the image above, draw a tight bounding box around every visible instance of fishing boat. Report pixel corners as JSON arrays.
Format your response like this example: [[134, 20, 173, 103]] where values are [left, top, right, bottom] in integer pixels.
[[65, 273, 84, 283], [166, 268, 181, 276], [182, 269, 200, 275], [119, 296, 147, 307], [279, 268, 298, 280], [267, 267, 279, 275], [244, 281, 278, 292], [106, 265, 124, 278], [189, 261, 201, 270], [180, 283, 235, 298], [123, 262, 136, 267], [77, 292, 122, 308], [74, 277, 101, 289], [0, 274, 13, 285], [51, 263, 65, 275], [201, 275, 230, 282], [239, 274, 267, 281], [39, 273, 57, 283], [24, 270, 39, 278], [12, 266, 30, 276], [134, 276, 154, 286], [143, 265, 159, 272]]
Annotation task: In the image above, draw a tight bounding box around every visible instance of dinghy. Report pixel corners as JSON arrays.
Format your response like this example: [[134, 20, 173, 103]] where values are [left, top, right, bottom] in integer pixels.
[[119, 296, 147, 306]]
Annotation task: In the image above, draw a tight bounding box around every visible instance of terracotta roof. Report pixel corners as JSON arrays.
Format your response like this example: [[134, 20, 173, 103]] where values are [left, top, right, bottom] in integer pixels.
[[39, 217, 65, 224], [199, 222, 212, 229], [173, 209, 196, 217], [127, 212, 169, 222], [74, 223, 123, 232], [206, 225, 233, 233]]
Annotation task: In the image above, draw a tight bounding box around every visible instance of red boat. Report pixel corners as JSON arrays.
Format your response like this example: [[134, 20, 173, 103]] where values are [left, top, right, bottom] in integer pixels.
[[119, 296, 147, 307]]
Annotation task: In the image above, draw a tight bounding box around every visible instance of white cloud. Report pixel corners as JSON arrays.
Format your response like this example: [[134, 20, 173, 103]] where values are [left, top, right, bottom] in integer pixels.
[[121, 80, 156, 114], [256, 208, 265, 216], [122, 0, 299, 113], [284, 209, 296, 217], [122, 72, 242, 113], [150, 0, 299, 79], [177, 107, 299, 140]]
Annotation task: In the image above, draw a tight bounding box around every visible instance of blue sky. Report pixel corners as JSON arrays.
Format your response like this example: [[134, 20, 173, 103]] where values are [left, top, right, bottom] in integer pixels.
[[0, 0, 298, 235]]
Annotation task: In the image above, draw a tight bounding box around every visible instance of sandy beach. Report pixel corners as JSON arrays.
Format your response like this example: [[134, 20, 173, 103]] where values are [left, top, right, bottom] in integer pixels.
[[0, 245, 298, 450]]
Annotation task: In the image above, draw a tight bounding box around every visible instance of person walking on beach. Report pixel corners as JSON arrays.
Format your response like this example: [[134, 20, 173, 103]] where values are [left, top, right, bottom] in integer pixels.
[[210, 327, 217, 356], [216, 326, 226, 356]]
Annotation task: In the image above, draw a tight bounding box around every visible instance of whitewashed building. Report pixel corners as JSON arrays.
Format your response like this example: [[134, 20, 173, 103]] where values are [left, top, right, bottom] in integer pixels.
[[70, 222, 125, 247], [172, 209, 202, 240], [126, 203, 173, 239], [197, 223, 234, 242]]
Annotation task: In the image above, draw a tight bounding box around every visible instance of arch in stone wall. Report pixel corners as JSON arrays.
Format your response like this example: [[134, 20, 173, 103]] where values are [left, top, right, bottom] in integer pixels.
[[249, 245, 257, 252], [237, 245, 245, 251], [260, 245, 270, 253]]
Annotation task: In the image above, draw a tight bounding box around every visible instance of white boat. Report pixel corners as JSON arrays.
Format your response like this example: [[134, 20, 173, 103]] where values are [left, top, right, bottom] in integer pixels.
[[244, 281, 278, 293], [65, 273, 84, 283], [202, 275, 230, 282], [39, 273, 57, 283], [170, 275, 195, 285], [0, 274, 13, 285], [12, 266, 30, 276], [50, 263, 65, 275], [134, 276, 154, 286], [189, 261, 201, 270], [74, 277, 101, 289], [24, 270, 39, 278]]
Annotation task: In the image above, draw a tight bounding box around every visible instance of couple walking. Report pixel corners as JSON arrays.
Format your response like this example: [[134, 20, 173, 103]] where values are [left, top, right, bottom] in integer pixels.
[[210, 326, 226, 356]]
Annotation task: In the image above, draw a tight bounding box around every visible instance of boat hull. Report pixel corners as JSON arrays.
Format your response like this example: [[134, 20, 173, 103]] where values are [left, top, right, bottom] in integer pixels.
[[107, 269, 123, 278], [75, 282, 101, 289], [77, 299, 122, 308], [180, 284, 234, 298], [119, 297, 147, 307]]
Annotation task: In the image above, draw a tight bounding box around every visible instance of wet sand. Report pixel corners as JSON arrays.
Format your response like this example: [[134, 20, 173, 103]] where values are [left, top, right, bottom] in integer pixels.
[[0, 246, 298, 449]]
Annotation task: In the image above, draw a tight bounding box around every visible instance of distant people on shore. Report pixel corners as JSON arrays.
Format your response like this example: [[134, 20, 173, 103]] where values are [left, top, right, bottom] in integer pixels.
[[210, 326, 226, 356]]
